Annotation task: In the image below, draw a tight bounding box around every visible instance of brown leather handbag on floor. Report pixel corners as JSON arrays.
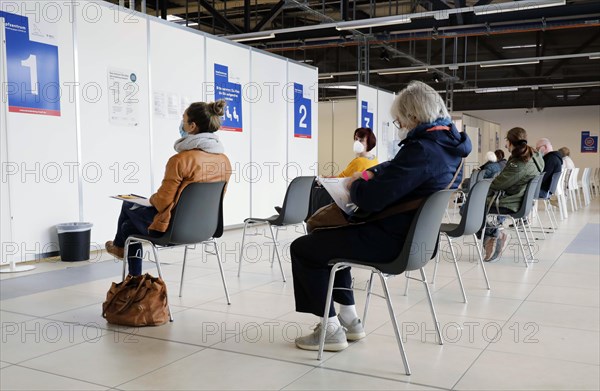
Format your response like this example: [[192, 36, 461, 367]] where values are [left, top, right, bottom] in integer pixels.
[[102, 273, 169, 327]]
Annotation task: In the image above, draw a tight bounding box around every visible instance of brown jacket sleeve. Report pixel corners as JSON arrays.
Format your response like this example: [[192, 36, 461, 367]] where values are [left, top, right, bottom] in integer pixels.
[[150, 155, 184, 213]]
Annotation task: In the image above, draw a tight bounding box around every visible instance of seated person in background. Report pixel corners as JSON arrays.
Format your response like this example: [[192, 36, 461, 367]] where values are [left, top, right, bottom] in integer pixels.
[[337, 127, 379, 177], [535, 138, 563, 198], [291, 81, 471, 352], [105, 100, 232, 276], [558, 146, 575, 170], [479, 151, 502, 179], [482, 127, 544, 263], [495, 149, 507, 170]]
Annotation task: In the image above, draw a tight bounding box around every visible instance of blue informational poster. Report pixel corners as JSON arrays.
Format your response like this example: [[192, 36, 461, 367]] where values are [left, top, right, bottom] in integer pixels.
[[214, 63, 242, 132], [581, 131, 598, 153], [293, 83, 312, 139], [360, 100, 374, 130], [1, 11, 60, 116]]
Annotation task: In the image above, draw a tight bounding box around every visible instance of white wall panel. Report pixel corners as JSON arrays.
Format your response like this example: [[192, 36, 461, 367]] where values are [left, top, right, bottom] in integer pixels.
[[205, 37, 250, 225], [77, 1, 152, 246], [148, 21, 205, 193], [2, 3, 79, 262], [377, 89, 396, 162], [248, 51, 287, 217], [287, 62, 318, 180]]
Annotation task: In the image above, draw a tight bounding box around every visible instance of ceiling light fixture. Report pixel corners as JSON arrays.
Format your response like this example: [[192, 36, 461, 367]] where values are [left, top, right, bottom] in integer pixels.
[[475, 87, 519, 93], [473, 0, 565, 15], [318, 75, 334, 80], [232, 33, 276, 43], [378, 68, 429, 75], [320, 85, 357, 90], [480, 60, 540, 68], [335, 17, 411, 31], [502, 44, 538, 49], [589, 55, 600, 60], [166, 15, 183, 21]]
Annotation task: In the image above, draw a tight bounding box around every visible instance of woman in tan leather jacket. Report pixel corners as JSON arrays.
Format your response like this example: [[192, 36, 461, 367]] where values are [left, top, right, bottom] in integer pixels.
[[105, 100, 232, 275]]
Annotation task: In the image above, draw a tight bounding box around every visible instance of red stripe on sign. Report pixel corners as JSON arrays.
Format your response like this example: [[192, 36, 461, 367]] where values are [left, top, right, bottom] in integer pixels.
[[9, 106, 61, 117], [426, 125, 451, 132], [220, 126, 243, 132], [294, 134, 312, 139]]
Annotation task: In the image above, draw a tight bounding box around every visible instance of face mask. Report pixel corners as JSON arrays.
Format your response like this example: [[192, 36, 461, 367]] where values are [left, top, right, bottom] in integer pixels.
[[353, 140, 365, 154], [179, 121, 187, 138]]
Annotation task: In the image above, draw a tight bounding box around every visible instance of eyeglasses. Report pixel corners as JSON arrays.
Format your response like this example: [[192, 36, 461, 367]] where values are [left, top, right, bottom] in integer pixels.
[[393, 119, 401, 130]]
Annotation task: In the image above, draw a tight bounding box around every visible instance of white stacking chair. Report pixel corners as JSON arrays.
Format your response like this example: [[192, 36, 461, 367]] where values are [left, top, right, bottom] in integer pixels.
[[579, 168, 592, 206], [554, 169, 569, 220], [567, 168, 580, 212]]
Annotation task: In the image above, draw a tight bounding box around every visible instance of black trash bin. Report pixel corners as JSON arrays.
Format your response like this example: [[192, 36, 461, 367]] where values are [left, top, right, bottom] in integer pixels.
[[56, 222, 93, 262]]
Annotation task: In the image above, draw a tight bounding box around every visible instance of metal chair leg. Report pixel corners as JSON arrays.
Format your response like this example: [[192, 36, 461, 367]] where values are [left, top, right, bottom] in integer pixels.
[[473, 234, 491, 290], [444, 234, 467, 303], [509, 217, 529, 267], [431, 239, 440, 285], [419, 268, 443, 345], [150, 245, 173, 322], [318, 264, 341, 361], [379, 272, 411, 375], [362, 272, 374, 329], [179, 246, 189, 297], [403, 271, 410, 295], [212, 239, 231, 305], [521, 218, 536, 262], [269, 224, 286, 282], [270, 226, 279, 268], [237, 221, 248, 277]]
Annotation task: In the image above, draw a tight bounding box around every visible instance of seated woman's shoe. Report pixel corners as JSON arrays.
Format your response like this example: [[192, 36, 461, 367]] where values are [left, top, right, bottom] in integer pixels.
[[105, 241, 124, 260]]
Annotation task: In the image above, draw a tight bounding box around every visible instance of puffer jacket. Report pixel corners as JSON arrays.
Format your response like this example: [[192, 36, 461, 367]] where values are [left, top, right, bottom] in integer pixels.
[[489, 152, 544, 212], [149, 150, 231, 232]]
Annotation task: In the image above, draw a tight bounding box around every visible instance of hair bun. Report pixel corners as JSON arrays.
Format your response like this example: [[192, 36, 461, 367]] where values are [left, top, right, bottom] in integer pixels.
[[210, 100, 226, 117]]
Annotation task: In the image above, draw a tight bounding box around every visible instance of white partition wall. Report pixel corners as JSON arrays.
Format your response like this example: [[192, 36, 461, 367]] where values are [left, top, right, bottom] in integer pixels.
[[0, 1, 318, 263], [205, 37, 251, 226], [1, 4, 79, 262], [287, 62, 319, 180], [377, 89, 397, 162], [249, 51, 287, 217], [76, 2, 152, 246], [148, 20, 205, 193]]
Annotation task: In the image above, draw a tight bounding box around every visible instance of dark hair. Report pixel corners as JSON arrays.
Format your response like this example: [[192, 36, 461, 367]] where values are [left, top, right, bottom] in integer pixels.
[[506, 127, 534, 162], [353, 127, 376, 152], [494, 149, 505, 161], [185, 100, 226, 134]]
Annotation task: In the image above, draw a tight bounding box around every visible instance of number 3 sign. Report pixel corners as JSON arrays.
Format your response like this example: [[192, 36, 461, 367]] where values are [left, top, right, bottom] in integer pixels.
[[1, 11, 61, 116], [294, 83, 312, 139]]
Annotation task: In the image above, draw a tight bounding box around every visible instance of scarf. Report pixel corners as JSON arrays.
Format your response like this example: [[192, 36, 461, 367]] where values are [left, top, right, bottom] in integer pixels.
[[174, 133, 225, 154]]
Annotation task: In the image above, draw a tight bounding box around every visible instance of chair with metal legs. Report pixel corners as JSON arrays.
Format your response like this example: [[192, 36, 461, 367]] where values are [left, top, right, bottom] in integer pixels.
[[238, 176, 315, 282], [431, 180, 493, 303], [484, 174, 543, 267], [123, 182, 231, 322], [536, 171, 562, 234], [316, 189, 454, 376]]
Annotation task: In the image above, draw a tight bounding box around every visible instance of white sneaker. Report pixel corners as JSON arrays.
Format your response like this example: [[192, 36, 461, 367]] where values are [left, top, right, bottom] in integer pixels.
[[338, 316, 366, 341], [295, 322, 348, 351]]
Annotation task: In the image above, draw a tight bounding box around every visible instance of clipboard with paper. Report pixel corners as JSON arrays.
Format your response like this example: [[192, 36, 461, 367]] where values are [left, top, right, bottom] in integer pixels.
[[317, 176, 358, 215]]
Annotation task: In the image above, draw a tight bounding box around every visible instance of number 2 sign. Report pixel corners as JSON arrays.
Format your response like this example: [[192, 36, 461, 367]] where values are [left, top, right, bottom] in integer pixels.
[[1, 11, 61, 116], [294, 83, 312, 138]]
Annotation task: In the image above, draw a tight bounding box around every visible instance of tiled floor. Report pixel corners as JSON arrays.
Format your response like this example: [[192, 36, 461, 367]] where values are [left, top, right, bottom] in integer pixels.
[[1, 201, 599, 390]]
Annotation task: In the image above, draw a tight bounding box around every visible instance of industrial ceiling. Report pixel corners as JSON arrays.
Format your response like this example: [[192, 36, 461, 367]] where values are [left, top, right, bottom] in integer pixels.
[[110, 0, 600, 111]]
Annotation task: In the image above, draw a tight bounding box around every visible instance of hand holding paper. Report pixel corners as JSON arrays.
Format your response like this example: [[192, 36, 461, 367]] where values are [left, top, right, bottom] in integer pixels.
[[317, 176, 358, 215]]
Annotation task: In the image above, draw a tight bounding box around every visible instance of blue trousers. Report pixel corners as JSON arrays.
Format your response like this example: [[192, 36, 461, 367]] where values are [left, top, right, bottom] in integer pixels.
[[113, 202, 158, 276]]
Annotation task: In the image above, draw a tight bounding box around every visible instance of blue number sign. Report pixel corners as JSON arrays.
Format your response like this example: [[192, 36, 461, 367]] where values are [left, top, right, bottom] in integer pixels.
[[1, 11, 60, 116], [294, 83, 312, 138], [361, 100, 373, 129]]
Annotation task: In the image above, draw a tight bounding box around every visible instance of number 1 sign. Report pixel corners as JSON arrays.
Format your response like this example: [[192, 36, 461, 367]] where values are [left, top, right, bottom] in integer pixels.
[[1, 11, 61, 117]]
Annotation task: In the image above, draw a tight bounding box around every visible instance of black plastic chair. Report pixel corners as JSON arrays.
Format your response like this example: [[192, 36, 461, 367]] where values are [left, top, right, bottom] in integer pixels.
[[316, 189, 454, 376], [123, 182, 230, 322], [537, 171, 561, 233], [431, 180, 493, 303], [485, 174, 543, 267], [237, 176, 315, 282]]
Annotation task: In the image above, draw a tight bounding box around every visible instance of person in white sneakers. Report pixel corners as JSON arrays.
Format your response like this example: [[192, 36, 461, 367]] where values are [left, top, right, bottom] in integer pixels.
[[291, 81, 472, 351]]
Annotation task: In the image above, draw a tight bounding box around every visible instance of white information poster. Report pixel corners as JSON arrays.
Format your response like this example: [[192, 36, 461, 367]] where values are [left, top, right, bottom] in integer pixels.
[[167, 93, 180, 119], [107, 68, 140, 126], [152, 91, 166, 118]]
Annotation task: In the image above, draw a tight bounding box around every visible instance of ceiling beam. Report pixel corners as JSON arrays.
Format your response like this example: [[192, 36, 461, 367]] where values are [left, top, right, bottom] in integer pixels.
[[543, 29, 600, 76], [197, 0, 243, 34], [252, 0, 286, 32]]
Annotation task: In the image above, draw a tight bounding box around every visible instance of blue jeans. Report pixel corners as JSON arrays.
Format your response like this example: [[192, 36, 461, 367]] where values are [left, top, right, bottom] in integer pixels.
[[113, 202, 158, 276]]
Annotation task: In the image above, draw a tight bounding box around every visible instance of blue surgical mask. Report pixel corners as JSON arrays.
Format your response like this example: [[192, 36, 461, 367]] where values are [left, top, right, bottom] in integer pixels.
[[179, 121, 187, 138]]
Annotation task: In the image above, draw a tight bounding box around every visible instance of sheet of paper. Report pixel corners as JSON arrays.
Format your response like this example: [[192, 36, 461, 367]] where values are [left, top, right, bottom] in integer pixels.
[[317, 176, 357, 215], [110, 194, 152, 207]]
